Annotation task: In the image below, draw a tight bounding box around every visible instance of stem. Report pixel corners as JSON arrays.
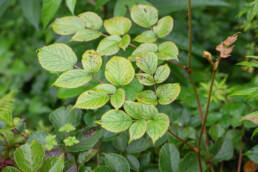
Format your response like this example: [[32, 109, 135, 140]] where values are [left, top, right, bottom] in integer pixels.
[[167, 60, 188, 70], [237, 127, 244, 172], [187, 0, 193, 68], [168, 129, 199, 153], [91, 74, 103, 84]]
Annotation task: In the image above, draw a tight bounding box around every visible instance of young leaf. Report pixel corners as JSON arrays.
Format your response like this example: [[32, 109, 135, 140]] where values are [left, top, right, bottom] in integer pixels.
[[111, 88, 125, 109], [136, 52, 158, 75], [71, 29, 102, 42], [74, 90, 110, 109], [130, 74, 154, 91], [130, 4, 158, 28], [119, 34, 131, 50], [130, 43, 158, 61], [129, 120, 147, 143], [241, 111, 258, 125], [105, 56, 135, 86], [146, 113, 169, 143], [158, 41, 179, 60], [98, 110, 132, 133], [154, 64, 171, 83], [51, 16, 85, 35], [39, 156, 64, 172], [41, 0, 62, 28], [136, 90, 157, 105], [65, 0, 77, 14], [134, 30, 157, 43], [153, 16, 174, 38], [123, 101, 158, 120], [82, 50, 102, 73], [104, 17, 132, 35], [53, 69, 92, 88], [97, 36, 121, 56], [79, 12, 103, 30], [64, 136, 79, 146], [38, 43, 77, 72], [94, 84, 117, 94], [14, 141, 44, 172], [157, 83, 181, 105], [159, 143, 180, 172], [104, 153, 130, 172]]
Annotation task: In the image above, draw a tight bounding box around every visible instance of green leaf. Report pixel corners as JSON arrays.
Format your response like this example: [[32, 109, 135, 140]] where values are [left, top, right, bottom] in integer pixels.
[[49, 106, 82, 129], [154, 64, 170, 83], [241, 111, 258, 125], [127, 136, 152, 154], [65, 0, 76, 14], [45, 134, 57, 150], [0, 91, 15, 127], [130, 4, 158, 28], [134, 30, 157, 43], [123, 79, 144, 101], [78, 12, 103, 30], [123, 101, 158, 120], [67, 129, 103, 152], [209, 124, 225, 141], [111, 88, 125, 109], [136, 52, 158, 75], [14, 141, 44, 172], [179, 152, 206, 172], [157, 83, 181, 105], [146, 113, 169, 143], [230, 87, 258, 97], [71, 29, 102, 42], [2, 166, 20, 172], [53, 69, 92, 88], [158, 41, 179, 60], [39, 156, 64, 172], [237, 61, 258, 68], [104, 153, 130, 172], [246, 145, 258, 163], [213, 138, 233, 161], [104, 17, 132, 35], [130, 43, 158, 61], [159, 143, 180, 172], [51, 16, 85, 35], [41, 0, 62, 29], [126, 155, 140, 171], [95, 166, 114, 172], [82, 50, 102, 73], [94, 84, 117, 94], [98, 110, 132, 133], [37, 43, 77, 72], [129, 120, 147, 143], [153, 16, 174, 38], [59, 123, 75, 133], [78, 149, 98, 165], [74, 90, 109, 109], [105, 56, 135, 86], [136, 90, 157, 105], [119, 34, 131, 51], [97, 36, 121, 56], [20, 0, 41, 29], [64, 136, 79, 146]]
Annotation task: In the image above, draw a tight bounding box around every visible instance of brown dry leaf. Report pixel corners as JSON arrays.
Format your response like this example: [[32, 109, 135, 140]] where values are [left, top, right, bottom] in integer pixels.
[[244, 161, 258, 172], [216, 32, 240, 58]]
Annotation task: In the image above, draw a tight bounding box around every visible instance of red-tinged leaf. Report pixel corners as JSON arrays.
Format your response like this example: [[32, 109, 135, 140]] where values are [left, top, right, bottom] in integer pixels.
[[216, 33, 240, 58]]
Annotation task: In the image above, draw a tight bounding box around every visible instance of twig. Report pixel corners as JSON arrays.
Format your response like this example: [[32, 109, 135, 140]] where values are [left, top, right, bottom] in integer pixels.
[[167, 60, 188, 70], [91, 74, 103, 84], [187, 0, 193, 68], [237, 127, 244, 172], [168, 129, 199, 153]]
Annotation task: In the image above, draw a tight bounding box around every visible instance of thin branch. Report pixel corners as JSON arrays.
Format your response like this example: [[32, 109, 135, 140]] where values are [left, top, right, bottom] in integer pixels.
[[91, 74, 103, 84], [237, 127, 244, 172], [167, 60, 188, 70], [168, 129, 199, 153], [187, 0, 193, 68]]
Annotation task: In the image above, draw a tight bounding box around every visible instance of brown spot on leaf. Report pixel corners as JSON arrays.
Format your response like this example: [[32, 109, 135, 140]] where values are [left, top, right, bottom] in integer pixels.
[[244, 161, 258, 172]]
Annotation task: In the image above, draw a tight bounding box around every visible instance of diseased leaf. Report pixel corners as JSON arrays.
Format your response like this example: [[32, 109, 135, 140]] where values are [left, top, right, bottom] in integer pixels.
[[111, 88, 125, 109], [119, 34, 131, 51], [98, 110, 132, 133], [241, 111, 258, 124], [79, 12, 103, 30], [136, 73, 155, 86], [146, 113, 169, 143], [136, 90, 157, 105], [97, 36, 121, 56], [154, 64, 170, 83], [159, 41, 179, 60], [66, 0, 77, 14], [74, 90, 109, 109], [38, 43, 77, 72], [134, 30, 157, 43], [51, 16, 85, 35], [157, 83, 181, 105], [129, 120, 147, 143], [82, 50, 102, 73], [41, 0, 62, 28], [104, 17, 132, 35], [105, 56, 135, 86], [53, 69, 92, 88], [130, 4, 158, 28], [130, 43, 158, 61], [71, 29, 102, 42], [136, 52, 158, 75], [216, 33, 239, 58], [94, 84, 117, 94], [104, 153, 130, 172], [159, 143, 180, 172], [153, 16, 174, 38]]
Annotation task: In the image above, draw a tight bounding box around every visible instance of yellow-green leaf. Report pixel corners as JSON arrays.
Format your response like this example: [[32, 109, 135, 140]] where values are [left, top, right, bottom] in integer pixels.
[[136, 73, 155, 86], [134, 30, 157, 43], [105, 56, 135, 86], [111, 88, 125, 109], [65, 0, 76, 14], [94, 84, 117, 94], [154, 64, 170, 84], [129, 43, 158, 61], [79, 12, 103, 30], [157, 83, 181, 105], [119, 34, 131, 50], [97, 36, 121, 56], [71, 29, 102, 42], [129, 120, 147, 143], [104, 16, 132, 35], [136, 90, 157, 105], [153, 16, 174, 38], [136, 52, 158, 75], [158, 41, 179, 60], [82, 50, 102, 73]]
